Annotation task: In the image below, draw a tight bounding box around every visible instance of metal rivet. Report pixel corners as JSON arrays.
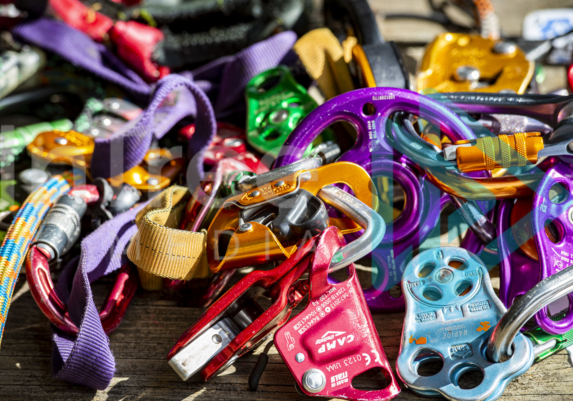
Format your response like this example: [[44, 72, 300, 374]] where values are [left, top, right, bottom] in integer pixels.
[[295, 353, 305, 363], [454, 66, 480, 83], [147, 177, 159, 186], [302, 369, 326, 393], [435, 268, 454, 284], [223, 138, 243, 147], [569, 208, 573, 225], [271, 109, 289, 124], [55, 137, 68, 145], [493, 41, 517, 54], [212, 334, 222, 344], [250, 190, 260, 197], [239, 223, 253, 232], [275, 181, 285, 187]]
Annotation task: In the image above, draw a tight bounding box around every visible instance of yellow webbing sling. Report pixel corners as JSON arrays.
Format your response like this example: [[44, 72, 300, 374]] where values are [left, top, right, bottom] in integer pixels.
[[293, 28, 355, 100], [127, 185, 210, 290]]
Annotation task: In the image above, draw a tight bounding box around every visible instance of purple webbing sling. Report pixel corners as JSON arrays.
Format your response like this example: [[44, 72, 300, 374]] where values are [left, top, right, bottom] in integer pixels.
[[13, 17, 296, 390]]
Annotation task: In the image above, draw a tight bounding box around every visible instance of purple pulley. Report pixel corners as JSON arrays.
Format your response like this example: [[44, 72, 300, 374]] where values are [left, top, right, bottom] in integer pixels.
[[533, 161, 573, 334], [497, 200, 540, 320], [275, 87, 482, 311]]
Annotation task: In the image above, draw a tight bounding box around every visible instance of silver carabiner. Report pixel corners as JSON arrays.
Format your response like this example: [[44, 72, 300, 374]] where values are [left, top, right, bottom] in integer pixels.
[[487, 263, 573, 363], [317, 185, 385, 272]]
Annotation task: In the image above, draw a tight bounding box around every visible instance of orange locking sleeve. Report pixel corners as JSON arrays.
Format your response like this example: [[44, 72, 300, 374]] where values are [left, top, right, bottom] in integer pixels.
[[456, 133, 544, 173]]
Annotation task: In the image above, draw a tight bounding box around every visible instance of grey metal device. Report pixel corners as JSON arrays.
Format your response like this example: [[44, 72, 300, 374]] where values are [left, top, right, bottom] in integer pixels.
[[487, 263, 573, 363], [396, 247, 534, 401], [168, 185, 384, 381], [168, 318, 241, 381], [235, 142, 340, 193]]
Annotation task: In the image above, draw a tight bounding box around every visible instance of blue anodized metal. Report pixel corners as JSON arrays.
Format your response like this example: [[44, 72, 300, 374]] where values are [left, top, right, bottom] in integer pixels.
[[396, 247, 534, 401]]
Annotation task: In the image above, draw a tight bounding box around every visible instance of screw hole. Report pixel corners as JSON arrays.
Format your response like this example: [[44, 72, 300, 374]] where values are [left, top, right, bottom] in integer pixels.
[[418, 262, 436, 278], [256, 73, 282, 93], [453, 365, 484, 390], [414, 350, 443, 377], [454, 280, 472, 297], [549, 183, 569, 204], [545, 219, 563, 244], [263, 129, 282, 142], [351, 367, 391, 391], [423, 286, 443, 302], [362, 102, 376, 116], [389, 284, 402, 299], [448, 258, 467, 271]]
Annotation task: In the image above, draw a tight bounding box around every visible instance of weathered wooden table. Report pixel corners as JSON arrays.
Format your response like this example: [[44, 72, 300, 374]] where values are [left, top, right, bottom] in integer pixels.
[[2, 0, 573, 399]]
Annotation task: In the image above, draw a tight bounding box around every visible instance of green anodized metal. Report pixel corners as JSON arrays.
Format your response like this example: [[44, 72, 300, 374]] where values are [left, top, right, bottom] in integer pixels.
[[246, 66, 332, 157], [0, 119, 73, 167], [524, 309, 573, 362], [221, 170, 257, 197]]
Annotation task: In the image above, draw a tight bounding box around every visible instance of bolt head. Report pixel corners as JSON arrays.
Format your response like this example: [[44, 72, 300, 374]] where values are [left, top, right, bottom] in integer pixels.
[[147, 177, 159, 186], [239, 223, 253, 232], [270, 109, 289, 124], [569, 207, 573, 225], [54, 137, 68, 145], [223, 138, 243, 148], [295, 353, 305, 363], [250, 190, 260, 197], [302, 369, 326, 393], [435, 268, 454, 284], [493, 41, 517, 54], [454, 66, 480, 83], [275, 180, 285, 187]]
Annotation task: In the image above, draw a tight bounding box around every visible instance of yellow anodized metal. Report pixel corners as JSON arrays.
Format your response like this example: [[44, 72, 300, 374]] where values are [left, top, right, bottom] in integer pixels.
[[27, 130, 183, 192], [206, 162, 378, 273], [417, 33, 534, 94]]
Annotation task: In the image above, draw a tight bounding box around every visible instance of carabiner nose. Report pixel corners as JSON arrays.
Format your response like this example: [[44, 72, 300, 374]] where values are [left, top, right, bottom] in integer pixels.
[[486, 263, 573, 363]]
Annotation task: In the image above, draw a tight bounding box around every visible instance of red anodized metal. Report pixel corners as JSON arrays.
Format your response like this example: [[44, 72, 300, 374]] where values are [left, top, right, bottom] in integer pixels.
[[167, 233, 320, 380], [50, 0, 169, 82], [25, 185, 139, 335], [274, 228, 401, 400], [49, 0, 114, 42], [109, 21, 170, 82], [568, 62, 573, 93], [179, 122, 268, 174]]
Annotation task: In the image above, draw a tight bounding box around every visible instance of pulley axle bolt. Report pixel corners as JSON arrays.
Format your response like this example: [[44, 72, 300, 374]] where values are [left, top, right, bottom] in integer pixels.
[[239, 223, 253, 232], [493, 41, 517, 54], [302, 369, 326, 393], [454, 66, 480, 83], [295, 353, 305, 363], [250, 190, 260, 197], [271, 109, 289, 124], [275, 181, 285, 187]]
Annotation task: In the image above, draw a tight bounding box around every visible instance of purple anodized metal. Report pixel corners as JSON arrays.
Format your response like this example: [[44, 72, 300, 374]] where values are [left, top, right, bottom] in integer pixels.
[[533, 161, 573, 334], [497, 200, 540, 316], [275, 88, 484, 311]]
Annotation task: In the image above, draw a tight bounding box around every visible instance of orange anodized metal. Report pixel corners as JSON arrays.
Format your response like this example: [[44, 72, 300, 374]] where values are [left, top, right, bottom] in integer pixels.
[[417, 33, 534, 94], [206, 161, 378, 273], [27, 130, 183, 192], [455, 132, 544, 173]]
